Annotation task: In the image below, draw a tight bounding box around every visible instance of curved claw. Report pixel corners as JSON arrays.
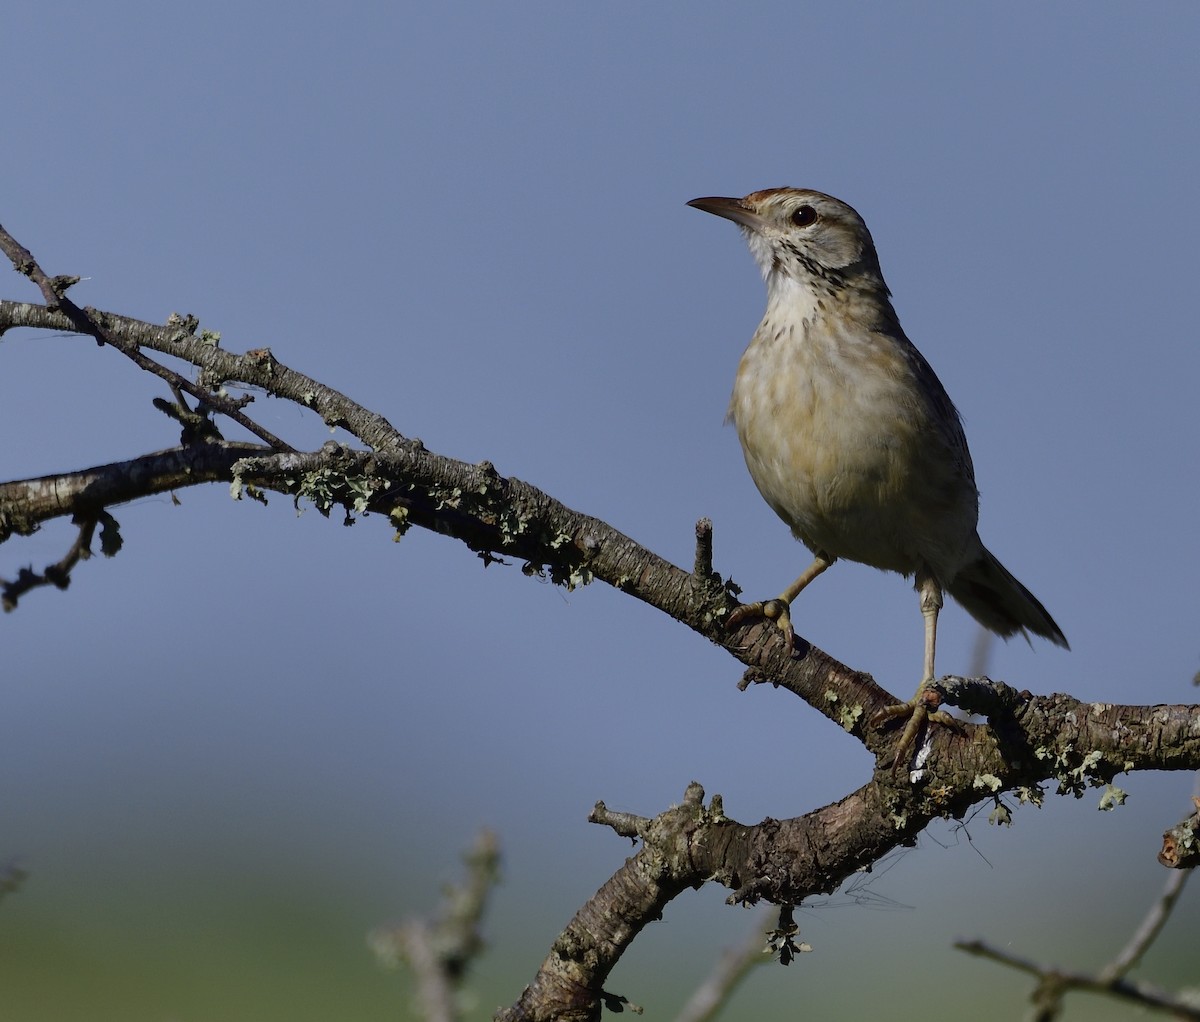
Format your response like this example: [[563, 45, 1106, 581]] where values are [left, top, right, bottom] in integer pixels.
[[872, 700, 929, 774], [726, 598, 795, 649], [871, 688, 963, 774]]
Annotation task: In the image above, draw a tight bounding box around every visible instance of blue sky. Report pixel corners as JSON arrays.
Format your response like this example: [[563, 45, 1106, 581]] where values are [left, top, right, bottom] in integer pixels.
[[2, 5, 1198, 1019]]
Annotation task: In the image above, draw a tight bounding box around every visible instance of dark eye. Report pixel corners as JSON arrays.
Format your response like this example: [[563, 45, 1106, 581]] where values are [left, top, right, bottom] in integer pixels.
[[790, 205, 818, 227]]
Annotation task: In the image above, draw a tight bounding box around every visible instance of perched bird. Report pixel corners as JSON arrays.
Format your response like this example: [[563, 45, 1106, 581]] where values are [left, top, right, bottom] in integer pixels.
[[687, 188, 1067, 769]]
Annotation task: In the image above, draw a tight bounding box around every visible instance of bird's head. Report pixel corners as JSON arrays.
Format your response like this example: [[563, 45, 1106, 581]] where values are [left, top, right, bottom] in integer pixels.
[[687, 188, 885, 294]]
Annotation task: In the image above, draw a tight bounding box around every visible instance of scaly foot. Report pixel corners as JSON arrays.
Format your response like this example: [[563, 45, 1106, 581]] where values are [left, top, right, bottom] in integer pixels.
[[870, 684, 960, 773], [726, 598, 795, 649]]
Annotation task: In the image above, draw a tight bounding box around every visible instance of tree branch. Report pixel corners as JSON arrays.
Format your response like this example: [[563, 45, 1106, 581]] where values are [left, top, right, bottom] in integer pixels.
[[0, 298, 404, 453], [5, 222, 1200, 1022], [370, 830, 501, 1022], [673, 908, 772, 1022], [0, 443, 268, 541], [0, 221, 296, 450], [955, 937, 1200, 1020]]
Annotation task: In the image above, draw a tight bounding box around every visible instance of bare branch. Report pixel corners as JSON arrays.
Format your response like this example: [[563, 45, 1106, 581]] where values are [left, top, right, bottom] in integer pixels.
[[692, 517, 716, 580], [955, 938, 1200, 1020], [2, 514, 101, 611], [0, 298, 404, 453], [0, 223, 82, 310], [0, 443, 268, 541], [370, 831, 501, 1022], [958, 760, 1198, 1022], [0, 227, 292, 450], [674, 909, 772, 1022], [0, 859, 28, 905], [1099, 868, 1191, 983]]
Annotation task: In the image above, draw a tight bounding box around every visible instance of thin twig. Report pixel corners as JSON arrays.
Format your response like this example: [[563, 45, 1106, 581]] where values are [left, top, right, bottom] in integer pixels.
[[0, 224, 292, 450], [1098, 868, 1191, 984], [956, 938, 1200, 1019], [2, 515, 99, 611], [368, 830, 501, 1022], [1105, 773, 1200, 979], [674, 909, 772, 1022]]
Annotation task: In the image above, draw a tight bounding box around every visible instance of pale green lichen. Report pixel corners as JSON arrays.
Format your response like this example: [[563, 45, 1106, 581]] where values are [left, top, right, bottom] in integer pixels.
[[495, 505, 531, 545], [389, 505, 411, 540], [565, 566, 594, 590], [1035, 743, 1113, 799], [1098, 784, 1127, 811], [973, 773, 1003, 792], [229, 469, 269, 506], [765, 924, 812, 962], [1035, 743, 1074, 770], [432, 486, 462, 511], [165, 311, 198, 335], [823, 691, 864, 732], [1015, 785, 1045, 808], [262, 463, 389, 522]]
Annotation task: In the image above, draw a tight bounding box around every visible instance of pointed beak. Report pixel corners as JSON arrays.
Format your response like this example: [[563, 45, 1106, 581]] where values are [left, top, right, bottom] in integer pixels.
[[687, 195, 764, 231]]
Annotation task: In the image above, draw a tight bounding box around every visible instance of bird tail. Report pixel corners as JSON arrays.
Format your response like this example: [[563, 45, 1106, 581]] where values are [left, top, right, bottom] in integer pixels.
[[948, 547, 1069, 649]]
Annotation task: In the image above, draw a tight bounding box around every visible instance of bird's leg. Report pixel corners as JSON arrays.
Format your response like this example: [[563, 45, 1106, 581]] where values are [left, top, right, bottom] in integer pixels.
[[726, 554, 834, 650], [918, 570, 940, 693], [871, 570, 960, 772]]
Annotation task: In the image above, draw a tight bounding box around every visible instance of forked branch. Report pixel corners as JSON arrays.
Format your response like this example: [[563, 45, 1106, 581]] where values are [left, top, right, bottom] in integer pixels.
[[4, 222, 1200, 1022]]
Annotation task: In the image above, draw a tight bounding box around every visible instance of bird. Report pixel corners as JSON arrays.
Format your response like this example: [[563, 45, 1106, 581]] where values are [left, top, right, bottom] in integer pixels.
[[687, 188, 1068, 770]]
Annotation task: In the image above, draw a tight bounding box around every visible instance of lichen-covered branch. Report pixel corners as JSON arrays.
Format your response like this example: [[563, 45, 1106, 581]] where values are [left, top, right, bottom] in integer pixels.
[[5, 222, 1200, 1022], [953, 777, 1198, 1020], [1159, 796, 1200, 868]]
